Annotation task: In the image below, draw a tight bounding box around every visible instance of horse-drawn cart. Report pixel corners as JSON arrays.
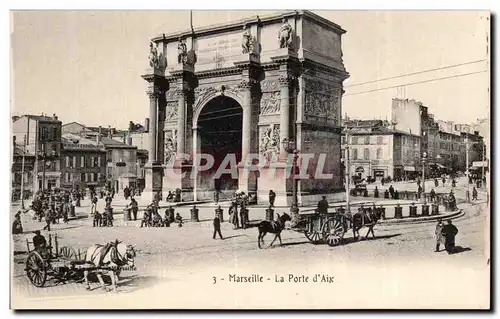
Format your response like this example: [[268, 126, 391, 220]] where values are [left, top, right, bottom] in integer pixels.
[[298, 205, 381, 247], [300, 211, 349, 246], [24, 234, 135, 288]]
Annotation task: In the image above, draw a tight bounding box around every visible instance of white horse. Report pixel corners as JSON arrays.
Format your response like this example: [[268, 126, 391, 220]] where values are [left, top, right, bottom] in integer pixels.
[[83, 240, 136, 293]]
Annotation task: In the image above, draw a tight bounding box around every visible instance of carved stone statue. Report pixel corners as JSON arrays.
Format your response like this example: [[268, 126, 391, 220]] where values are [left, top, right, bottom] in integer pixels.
[[241, 25, 253, 54], [177, 37, 188, 64], [260, 127, 280, 161], [164, 130, 178, 164], [148, 42, 160, 69], [278, 18, 293, 49]]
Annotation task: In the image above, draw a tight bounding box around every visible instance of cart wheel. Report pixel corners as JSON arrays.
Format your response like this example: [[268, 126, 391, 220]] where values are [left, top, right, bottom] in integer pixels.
[[25, 251, 47, 287], [304, 229, 324, 244], [59, 246, 78, 260], [322, 216, 346, 247]]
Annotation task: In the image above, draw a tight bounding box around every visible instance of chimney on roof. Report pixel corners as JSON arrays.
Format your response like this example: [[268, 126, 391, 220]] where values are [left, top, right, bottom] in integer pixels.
[[53, 113, 58, 120], [122, 132, 126, 144], [127, 124, 133, 146], [96, 126, 102, 145]]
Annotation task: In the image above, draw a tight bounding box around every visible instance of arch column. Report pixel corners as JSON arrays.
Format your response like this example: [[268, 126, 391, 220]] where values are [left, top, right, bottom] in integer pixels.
[[176, 88, 187, 159], [278, 74, 291, 160], [239, 80, 254, 164], [146, 88, 159, 164]]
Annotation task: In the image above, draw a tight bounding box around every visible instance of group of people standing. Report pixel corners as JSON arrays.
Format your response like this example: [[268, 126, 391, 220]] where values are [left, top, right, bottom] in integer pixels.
[[435, 219, 459, 254], [91, 187, 116, 227]]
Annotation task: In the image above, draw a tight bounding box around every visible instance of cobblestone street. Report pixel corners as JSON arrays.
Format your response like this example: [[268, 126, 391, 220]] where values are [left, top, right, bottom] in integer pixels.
[[11, 178, 489, 308]]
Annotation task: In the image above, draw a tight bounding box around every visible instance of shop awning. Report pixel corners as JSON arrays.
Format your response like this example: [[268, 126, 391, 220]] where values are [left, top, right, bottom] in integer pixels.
[[472, 161, 488, 168], [404, 166, 415, 171]]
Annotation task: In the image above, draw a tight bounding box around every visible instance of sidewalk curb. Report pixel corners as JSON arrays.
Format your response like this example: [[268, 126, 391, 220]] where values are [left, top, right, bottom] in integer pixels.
[[379, 209, 464, 225]]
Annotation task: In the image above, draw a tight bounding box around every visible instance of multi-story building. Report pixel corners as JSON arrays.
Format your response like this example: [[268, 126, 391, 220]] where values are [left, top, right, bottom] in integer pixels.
[[341, 119, 421, 181], [60, 133, 107, 190], [62, 122, 139, 192], [12, 114, 62, 192], [11, 141, 36, 200]]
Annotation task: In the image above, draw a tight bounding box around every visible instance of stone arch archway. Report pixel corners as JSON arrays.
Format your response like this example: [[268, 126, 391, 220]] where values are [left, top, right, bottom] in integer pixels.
[[192, 86, 245, 129], [192, 94, 244, 198]]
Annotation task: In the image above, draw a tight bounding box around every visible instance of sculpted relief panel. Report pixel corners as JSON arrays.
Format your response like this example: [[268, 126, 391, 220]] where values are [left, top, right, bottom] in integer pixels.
[[260, 125, 280, 161], [260, 92, 281, 115], [164, 130, 177, 164], [165, 102, 178, 122], [304, 78, 341, 125]]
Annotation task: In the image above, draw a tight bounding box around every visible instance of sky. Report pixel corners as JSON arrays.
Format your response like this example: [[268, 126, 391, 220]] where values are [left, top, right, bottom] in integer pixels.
[[10, 10, 490, 129]]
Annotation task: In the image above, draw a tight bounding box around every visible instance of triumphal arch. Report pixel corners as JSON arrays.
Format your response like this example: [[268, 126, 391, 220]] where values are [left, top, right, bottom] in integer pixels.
[[141, 10, 349, 206]]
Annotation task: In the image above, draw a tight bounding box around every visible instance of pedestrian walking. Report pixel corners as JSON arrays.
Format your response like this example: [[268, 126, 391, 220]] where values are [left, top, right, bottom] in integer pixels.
[[442, 177, 446, 186], [12, 213, 23, 235], [214, 190, 219, 205], [91, 196, 98, 215], [441, 220, 459, 254], [212, 215, 224, 240], [430, 188, 436, 203], [43, 208, 52, 231], [130, 197, 138, 220], [434, 219, 445, 252], [269, 190, 276, 207], [472, 187, 478, 201], [434, 178, 439, 188]]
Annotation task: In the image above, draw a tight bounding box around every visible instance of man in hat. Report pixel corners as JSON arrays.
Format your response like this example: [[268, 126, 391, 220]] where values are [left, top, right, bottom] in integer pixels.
[[213, 214, 224, 240], [472, 187, 478, 201], [130, 197, 139, 221], [33, 230, 47, 250], [12, 213, 23, 235], [317, 196, 329, 214], [441, 220, 459, 254], [434, 219, 445, 252]]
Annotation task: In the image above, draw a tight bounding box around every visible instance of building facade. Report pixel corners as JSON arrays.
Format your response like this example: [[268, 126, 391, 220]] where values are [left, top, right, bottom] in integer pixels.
[[60, 133, 107, 189], [12, 114, 62, 193], [62, 122, 139, 192], [11, 144, 36, 200], [142, 10, 349, 205], [341, 120, 421, 182]]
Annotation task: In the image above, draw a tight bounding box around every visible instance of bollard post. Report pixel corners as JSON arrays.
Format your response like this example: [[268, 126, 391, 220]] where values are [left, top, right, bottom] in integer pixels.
[[431, 203, 439, 215], [380, 206, 386, 220], [409, 203, 417, 218], [394, 204, 403, 219], [384, 190, 389, 199], [190, 205, 199, 222], [168, 206, 175, 223], [265, 206, 274, 221], [421, 204, 430, 217], [123, 207, 131, 221]]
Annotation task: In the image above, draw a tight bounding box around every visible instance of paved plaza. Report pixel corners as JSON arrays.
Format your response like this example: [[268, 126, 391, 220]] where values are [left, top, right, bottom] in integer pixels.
[[11, 176, 489, 308]]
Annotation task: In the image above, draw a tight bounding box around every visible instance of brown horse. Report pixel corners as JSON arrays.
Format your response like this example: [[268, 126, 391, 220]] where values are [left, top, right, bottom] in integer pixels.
[[257, 213, 291, 249], [351, 207, 383, 240]]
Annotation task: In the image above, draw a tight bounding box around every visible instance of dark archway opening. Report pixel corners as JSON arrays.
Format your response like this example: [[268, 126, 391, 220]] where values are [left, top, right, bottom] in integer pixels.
[[197, 96, 242, 191]]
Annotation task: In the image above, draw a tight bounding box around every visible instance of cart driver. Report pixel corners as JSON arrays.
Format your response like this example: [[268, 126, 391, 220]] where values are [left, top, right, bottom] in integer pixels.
[[32, 230, 50, 258], [33, 230, 47, 250]]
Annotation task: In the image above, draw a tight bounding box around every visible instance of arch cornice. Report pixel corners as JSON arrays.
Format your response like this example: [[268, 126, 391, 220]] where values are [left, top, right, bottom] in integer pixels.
[[192, 86, 244, 129]]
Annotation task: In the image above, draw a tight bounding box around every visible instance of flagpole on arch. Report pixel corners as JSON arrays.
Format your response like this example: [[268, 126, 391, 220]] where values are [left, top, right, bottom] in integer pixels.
[[190, 10, 194, 33]]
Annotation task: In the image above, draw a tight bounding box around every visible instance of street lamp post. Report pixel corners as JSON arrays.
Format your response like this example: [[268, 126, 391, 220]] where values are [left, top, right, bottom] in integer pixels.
[[464, 137, 473, 203], [281, 138, 299, 213], [20, 135, 26, 209], [421, 152, 427, 204], [345, 131, 351, 214]]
